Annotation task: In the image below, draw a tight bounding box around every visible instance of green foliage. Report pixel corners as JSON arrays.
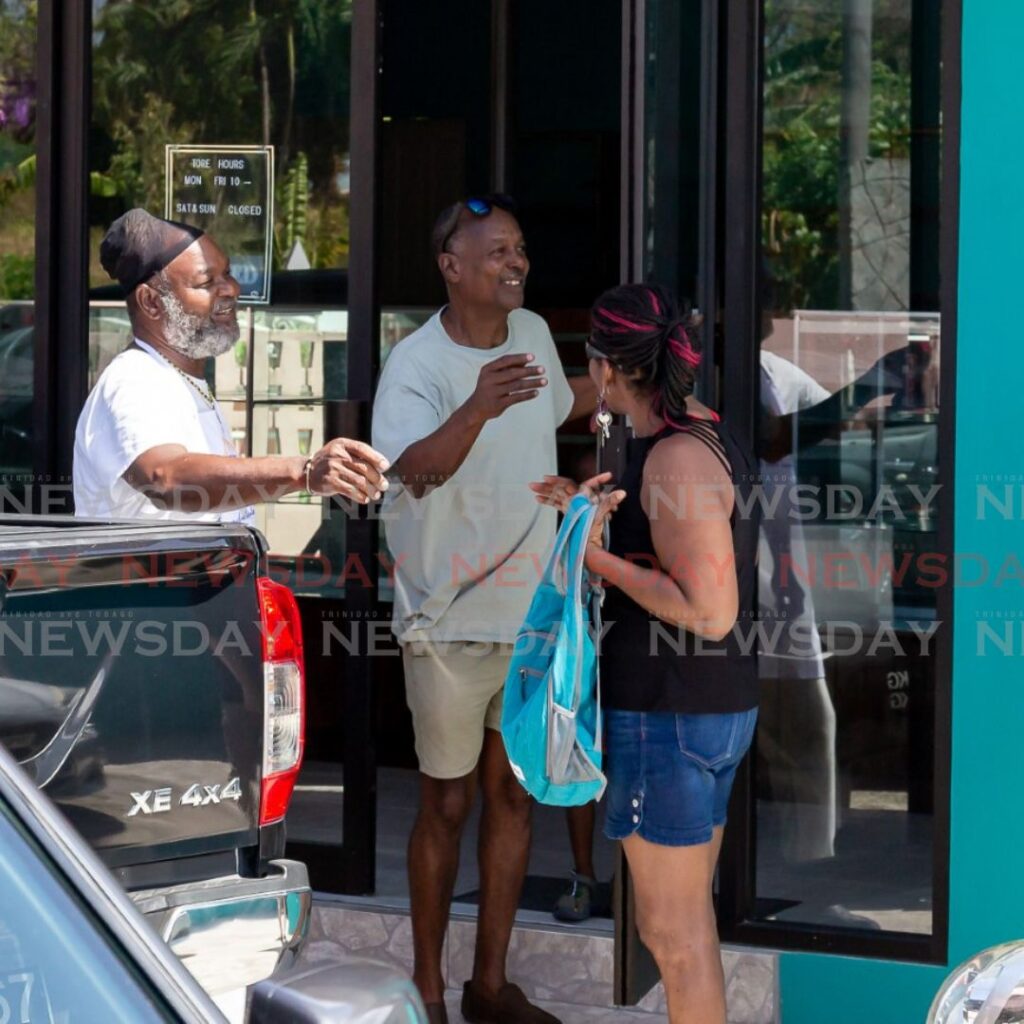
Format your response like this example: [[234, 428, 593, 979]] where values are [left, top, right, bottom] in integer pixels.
[[306, 196, 350, 271], [90, 0, 353, 272], [0, 152, 118, 209], [0, 152, 33, 206], [276, 151, 309, 269], [0, 252, 33, 300], [0, 1, 37, 146], [762, 0, 912, 311]]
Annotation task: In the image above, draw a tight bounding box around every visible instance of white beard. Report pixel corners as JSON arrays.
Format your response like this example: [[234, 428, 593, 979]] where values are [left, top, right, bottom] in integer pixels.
[[159, 290, 239, 359]]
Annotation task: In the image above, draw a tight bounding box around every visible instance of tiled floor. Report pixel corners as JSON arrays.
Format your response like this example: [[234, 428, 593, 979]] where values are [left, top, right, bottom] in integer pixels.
[[306, 901, 778, 1024], [440, 988, 664, 1024], [288, 762, 620, 915], [287, 761, 933, 934]]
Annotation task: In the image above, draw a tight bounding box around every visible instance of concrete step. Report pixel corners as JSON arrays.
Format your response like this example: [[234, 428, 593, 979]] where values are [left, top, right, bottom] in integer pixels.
[[443, 986, 667, 1024], [309, 897, 777, 1024]]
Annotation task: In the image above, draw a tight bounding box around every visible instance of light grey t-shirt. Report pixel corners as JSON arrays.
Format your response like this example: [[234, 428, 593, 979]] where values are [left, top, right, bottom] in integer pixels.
[[372, 308, 574, 644]]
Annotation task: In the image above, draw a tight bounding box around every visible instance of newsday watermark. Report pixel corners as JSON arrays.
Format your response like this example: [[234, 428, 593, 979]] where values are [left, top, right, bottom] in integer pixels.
[[2, 543, 1022, 593], [2, 613, 1023, 660], [3, 473, 1021, 659], [6, 479, 1024, 539], [6, 478, 1024, 522]]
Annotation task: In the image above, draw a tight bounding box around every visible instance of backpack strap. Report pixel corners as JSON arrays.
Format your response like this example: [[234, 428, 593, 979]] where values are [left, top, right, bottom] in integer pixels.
[[562, 493, 598, 708], [542, 493, 594, 595]]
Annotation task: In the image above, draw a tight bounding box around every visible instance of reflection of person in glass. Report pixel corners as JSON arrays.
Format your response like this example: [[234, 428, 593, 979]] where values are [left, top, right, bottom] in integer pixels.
[[73, 209, 388, 521], [757, 349, 837, 862], [534, 284, 760, 1024], [757, 300, 914, 870]]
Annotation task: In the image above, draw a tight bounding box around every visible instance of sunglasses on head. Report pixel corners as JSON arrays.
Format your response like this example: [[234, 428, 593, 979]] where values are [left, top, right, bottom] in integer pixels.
[[440, 193, 517, 254]]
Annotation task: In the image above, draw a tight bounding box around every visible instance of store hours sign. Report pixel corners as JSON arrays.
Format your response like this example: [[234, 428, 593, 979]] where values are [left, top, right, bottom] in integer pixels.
[[165, 145, 275, 304]]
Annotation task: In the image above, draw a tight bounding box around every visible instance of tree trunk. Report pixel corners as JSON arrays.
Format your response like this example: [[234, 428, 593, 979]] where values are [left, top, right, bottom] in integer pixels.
[[838, 0, 873, 308], [250, 0, 272, 148], [279, 20, 296, 170]]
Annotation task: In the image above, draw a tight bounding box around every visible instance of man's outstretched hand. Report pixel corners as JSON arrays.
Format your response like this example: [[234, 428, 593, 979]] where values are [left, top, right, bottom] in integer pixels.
[[464, 353, 547, 422], [307, 438, 390, 503]]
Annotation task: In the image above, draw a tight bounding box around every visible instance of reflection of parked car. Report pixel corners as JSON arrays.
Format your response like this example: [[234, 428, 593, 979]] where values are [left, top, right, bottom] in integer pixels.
[[0, 739, 425, 1024], [0, 676, 105, 790], [0, 300, 135, 478], [0, 322, 33, 475]]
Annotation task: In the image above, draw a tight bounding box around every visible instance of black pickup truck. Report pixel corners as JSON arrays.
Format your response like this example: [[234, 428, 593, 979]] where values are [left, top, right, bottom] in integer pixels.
[[0, 515, 319, 1019]]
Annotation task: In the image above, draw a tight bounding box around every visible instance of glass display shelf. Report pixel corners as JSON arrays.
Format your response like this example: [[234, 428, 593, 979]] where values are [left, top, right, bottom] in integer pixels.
[[209, 306, 430, 600]]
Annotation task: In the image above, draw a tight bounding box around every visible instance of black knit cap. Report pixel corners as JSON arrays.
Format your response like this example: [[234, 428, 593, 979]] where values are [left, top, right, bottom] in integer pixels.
[[100, 208, 205, 293]]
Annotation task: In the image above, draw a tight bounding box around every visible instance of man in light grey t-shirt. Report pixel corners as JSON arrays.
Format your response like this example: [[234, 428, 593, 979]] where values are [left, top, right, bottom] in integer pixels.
[[373, 196, 594, 1024]]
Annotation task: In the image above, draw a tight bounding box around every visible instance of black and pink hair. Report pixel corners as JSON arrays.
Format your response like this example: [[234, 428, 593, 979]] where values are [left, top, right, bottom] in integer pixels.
[[589, 283, 703, 429]]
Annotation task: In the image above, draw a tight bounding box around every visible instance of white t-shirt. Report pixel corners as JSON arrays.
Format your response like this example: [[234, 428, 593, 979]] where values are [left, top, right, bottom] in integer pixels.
[[73, 340, 255, 525], [372, 308, 574, 644], [758, 349, 830, 678]]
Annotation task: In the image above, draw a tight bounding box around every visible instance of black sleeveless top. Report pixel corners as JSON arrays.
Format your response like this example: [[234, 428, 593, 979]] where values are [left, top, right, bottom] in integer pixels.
[[600, 416, 761, 714]]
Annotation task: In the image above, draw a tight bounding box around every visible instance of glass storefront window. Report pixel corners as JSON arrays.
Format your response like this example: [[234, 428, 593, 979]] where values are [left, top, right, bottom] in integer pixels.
[[753, 0, 942, 936], [0, 0, 37, 495]]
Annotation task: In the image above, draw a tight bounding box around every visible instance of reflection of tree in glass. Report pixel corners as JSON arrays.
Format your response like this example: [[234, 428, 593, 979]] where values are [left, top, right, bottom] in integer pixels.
[[298, 337, 314, 397], [233, 338, 248, 393], [277, 151, 308, 269], [0, 0, 38, 300], [266, 338, 283, 396], [762, 0, 911, 312], [89, 0, 353, 283]]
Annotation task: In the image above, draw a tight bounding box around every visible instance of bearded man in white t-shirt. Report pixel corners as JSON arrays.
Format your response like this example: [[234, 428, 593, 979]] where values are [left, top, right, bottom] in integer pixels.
[[373, 196, 595, 1024], [74, 209, 388, 523]]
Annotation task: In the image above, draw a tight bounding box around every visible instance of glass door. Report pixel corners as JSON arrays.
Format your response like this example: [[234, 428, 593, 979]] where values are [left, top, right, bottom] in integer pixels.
[[86, 0, 373, 892], [365, 0, 625, 915], [616, 0, 952, 999], [742, 0, 947, 951]]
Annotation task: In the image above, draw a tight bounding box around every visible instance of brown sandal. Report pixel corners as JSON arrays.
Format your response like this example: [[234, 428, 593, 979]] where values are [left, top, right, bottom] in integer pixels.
[[461, 981, 561, 1024]]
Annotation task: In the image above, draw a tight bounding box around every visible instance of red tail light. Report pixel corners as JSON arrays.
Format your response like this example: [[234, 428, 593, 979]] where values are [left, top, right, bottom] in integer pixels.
[[257, 577, 305, 826]]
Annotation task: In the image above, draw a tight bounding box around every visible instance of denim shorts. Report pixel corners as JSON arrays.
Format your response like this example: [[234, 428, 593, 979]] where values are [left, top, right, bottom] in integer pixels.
[[604, 708, 758, 847]]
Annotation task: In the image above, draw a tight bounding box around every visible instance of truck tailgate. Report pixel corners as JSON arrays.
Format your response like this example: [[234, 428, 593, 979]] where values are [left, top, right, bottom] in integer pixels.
[[0, 519, 267, 875]]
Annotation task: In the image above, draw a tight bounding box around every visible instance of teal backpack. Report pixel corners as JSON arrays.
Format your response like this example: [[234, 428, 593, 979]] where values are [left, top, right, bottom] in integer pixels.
[[501, 493, 606, 806]]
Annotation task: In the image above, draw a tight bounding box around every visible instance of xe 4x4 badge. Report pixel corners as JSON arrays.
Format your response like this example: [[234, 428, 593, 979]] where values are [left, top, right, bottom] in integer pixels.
[[126, 777, 243, 816]]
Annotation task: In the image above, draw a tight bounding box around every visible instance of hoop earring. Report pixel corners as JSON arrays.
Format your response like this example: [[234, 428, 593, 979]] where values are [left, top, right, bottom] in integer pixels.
[[596, 389, 612, 442]]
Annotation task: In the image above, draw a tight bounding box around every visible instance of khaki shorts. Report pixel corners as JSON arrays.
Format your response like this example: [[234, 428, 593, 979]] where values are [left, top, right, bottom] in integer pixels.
[[401, 640, 512, 779]]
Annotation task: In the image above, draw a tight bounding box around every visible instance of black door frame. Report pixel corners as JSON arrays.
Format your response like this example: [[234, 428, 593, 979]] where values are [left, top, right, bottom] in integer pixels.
[[287, 0, 383, 896], [31, 0, 91, 512], [334, 0, 384, 896]]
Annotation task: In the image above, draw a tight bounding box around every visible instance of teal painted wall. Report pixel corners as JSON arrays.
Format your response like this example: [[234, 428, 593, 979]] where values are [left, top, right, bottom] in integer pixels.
[[778, 2, 1024, 1020]]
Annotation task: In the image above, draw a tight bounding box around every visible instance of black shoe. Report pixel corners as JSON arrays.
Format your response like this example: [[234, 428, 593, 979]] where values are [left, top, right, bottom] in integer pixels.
[[552, 870, 596, 923]]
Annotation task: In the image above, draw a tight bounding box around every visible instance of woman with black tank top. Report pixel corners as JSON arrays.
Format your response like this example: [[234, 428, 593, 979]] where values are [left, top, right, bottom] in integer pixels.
[[531, 284, 759, 1024]]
